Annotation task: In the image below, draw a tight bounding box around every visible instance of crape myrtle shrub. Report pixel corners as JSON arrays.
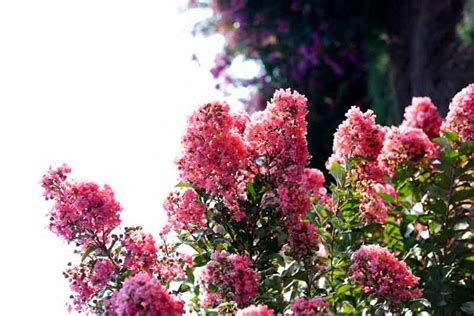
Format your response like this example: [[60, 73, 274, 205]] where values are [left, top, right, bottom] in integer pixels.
[[188, 0, 367, 170], [43, 84, 474, 315]]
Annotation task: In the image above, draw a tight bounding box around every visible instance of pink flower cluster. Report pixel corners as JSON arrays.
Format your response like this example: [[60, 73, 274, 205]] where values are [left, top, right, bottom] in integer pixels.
[[303, 168, 327, 201], [328, 103, 442, 223], [162, 188, 207, 234], [247, 90, 319, 228], [245, 89, 309, 173], [288, 221, 319, 258], [120, 226, 158, 273], [64, 259, 115, 312], [379, 126, 437, 176], [105, 273, 184, 316], [360, 183, 396, 224], [401, 97, 442, 138], [155, 243, 193, 282], [236, 305, 275, 316], [177, 101, 249, 221], [42, 164, 122, 242], [289, 297, 329, 315], [170, 89, 322, 232], [350, 245, 422, 306], [441, 83, 474, 142], [200, 251, 260, 307], [329, 106, 384, 163]]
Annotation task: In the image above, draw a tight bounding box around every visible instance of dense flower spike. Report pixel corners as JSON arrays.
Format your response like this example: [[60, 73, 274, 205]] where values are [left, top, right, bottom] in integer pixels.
[[42, 165, 122, 242], [378, 126, 436, 176], [236, 305, 275, 316], [200, 251, 260, 307], [290, 297, 329, 315], [329, 107, 384, 164], [303, 168, 327, 200], [105, 273, 184, 316], [162, 189, 207, 234], [246, 90, 312, 222], [441, 83, 474, 142], [350, 245, 422, 306], [64, 259, 116, 312], [245, 89, 309, 173], [359, 183, 396, 224], [120, 226, 158, 273], [155, 243, 193, 282], [288, 221, 319, 258], [178, 101, 248, 220], [401, 97, 442, 138]]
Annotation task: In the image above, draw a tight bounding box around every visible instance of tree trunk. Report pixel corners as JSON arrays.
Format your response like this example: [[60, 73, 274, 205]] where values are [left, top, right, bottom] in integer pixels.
[[379, 0, 474, 118]]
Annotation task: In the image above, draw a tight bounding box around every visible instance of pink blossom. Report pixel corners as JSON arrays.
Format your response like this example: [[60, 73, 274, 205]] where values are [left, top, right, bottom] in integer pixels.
[[245, 89, 309, 174], [350, 160, 385, 183], [64, 259, 115, 312], [329, 106, 384, 164], [378, 126, 437, 176], [178, 101, 248, 221], [105, 273, 184, 316], [162, 189, 207, 234], [42, 165, 122, 242], [90, 259, 115, 288], [244, 90, 311, 222], [288, 221, 319, 258], [350, 245, 422, 306], [360, 183, 396, 224], [200, 251, 260, 307], [155, 243, 193, 282], [441, 83, 474, 142], [303, 168, 327, 200], [121, 227, 158, 273], [290, 297, 329, 315], [401, 97, 442, 138], [236, 305, 275, 316]]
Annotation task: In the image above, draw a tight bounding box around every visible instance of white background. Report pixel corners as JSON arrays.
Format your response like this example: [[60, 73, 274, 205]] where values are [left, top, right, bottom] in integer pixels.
[[0, 1, 229, 314]]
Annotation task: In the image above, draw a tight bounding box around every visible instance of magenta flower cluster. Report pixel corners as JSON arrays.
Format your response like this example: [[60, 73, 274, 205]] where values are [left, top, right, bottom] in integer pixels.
[[105, 273, 184, 316], [289, 297, 329, 315], [42, 164, 122, 242], [442, 83, 474, 142], [350, 245, 422, 307], [378, 126, 437, 177], [236, 304, 275, 316], [200, 251, 260, 307], [401, 97, 442, 138], [167, 89, 325, 243], [328, 99, 442, 223], [42, 166, 189, 314]]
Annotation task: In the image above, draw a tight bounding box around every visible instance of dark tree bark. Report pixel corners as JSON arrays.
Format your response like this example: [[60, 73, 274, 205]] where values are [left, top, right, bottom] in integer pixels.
[[378, 0, 474, 117]]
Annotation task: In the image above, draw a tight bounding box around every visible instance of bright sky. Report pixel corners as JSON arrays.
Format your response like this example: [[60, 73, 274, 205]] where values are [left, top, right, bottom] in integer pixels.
[[0, 1, 229, 314]]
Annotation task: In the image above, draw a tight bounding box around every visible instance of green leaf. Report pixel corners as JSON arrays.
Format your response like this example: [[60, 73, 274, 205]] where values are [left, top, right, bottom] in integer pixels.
[[336, 284, 352, 295], [177, 283, 191, 293], [459, 141, 474, 155], [81, 245, 95, 262], [329, 161, 344, 184], [453, 188, 474, 203], [186, 267, 195, 283], [429, 199, 448, 214], [175, 181, 194, 188], [378, 192, 395, 203], [443, 131, 459, 142], [461, 302, 474, 314], [193, 253, 210, 267], [246, 182, 257, 201]]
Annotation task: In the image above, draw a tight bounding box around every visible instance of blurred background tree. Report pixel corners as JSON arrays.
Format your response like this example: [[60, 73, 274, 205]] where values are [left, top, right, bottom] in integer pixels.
[[188, 0, 474, 169]]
